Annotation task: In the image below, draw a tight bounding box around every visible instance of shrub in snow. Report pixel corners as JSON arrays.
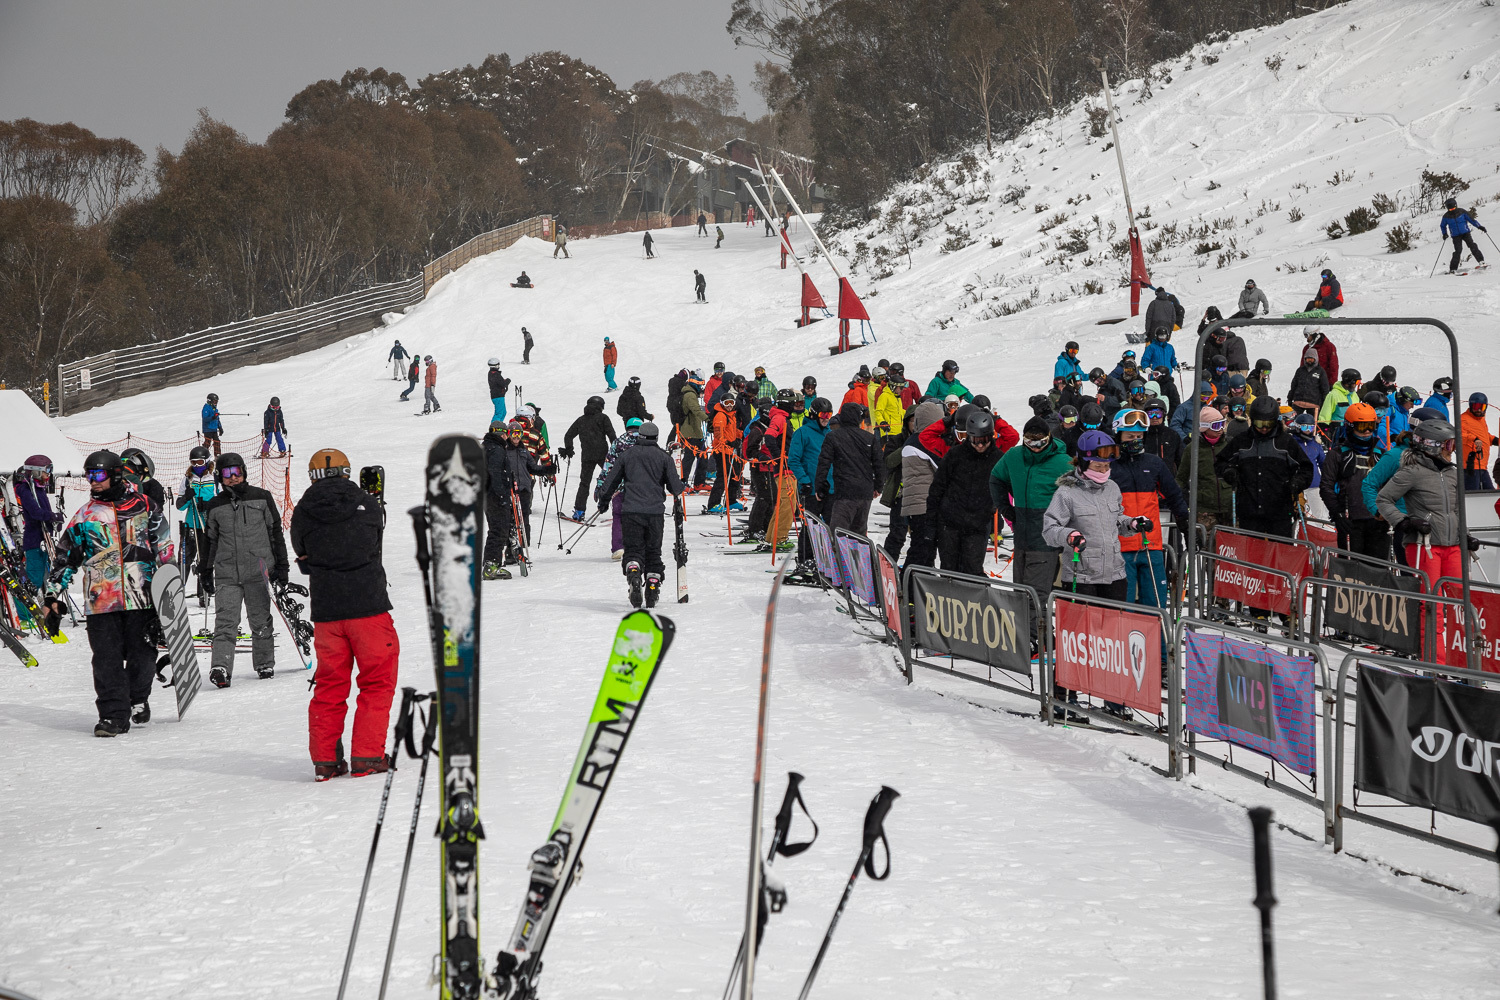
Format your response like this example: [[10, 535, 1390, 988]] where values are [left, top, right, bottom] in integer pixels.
[[1344, 206, 1379, 235], [1385, 222, 1416, 254]]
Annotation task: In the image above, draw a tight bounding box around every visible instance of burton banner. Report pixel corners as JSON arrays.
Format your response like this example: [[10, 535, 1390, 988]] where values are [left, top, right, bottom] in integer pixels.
[[1322, 555, 1423, 656], [1355, 664, 1500, 824], [1053, 598, 1163, 715], [1183, 630, 1317, 775], [910, 572, 1032, 675], [1212, 529, 1311, 616]]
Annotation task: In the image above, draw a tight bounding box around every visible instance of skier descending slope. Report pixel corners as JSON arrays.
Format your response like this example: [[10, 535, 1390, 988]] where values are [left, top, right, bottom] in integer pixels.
[[595, 423, 684, 608]]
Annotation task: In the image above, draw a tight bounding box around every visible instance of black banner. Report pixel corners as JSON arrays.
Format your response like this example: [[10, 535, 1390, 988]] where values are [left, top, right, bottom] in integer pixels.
[[910, 572, 1033, 675], [1356, 664, 1500, 824], [1217, 653, 1277, 741], [1322, 555, 1422, 656]]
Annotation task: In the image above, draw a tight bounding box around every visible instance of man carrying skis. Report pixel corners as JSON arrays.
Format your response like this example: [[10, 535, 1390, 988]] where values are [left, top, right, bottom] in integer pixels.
[[292, 448, 398, 781], [387, 339, 409, 379], [560, 396, 617, 521], [602, 337, 619, 391], [203, 452, 289, 686], [47, 451, 173, 735], [482, 420, 555, 579], [596, 422, 684, 608], [1440, 197, 1487, 273]]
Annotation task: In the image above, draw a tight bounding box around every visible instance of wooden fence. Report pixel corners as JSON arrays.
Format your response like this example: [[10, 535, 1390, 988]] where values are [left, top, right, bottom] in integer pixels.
[[57, 215, 553, 415]]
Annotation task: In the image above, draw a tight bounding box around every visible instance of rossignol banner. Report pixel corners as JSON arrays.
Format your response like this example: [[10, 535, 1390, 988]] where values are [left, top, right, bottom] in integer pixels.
[[910, 571, 1032, 676], [835, 531, 879, 605], [875, 546, 904, 641], [1053, 599, 1162, 714], [1212, 529, 1311, 616], [1356, 664, 1500, 824], [1183, 631, 1317, 775], [1322, 555, 1422, 656], [803, 515, 844, 588], [1440, 580, 1500, 673]]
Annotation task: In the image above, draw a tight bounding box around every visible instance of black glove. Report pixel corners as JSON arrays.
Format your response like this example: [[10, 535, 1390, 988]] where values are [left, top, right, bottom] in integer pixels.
[[1402, 516, 1431, 535], [271, 566, 289, 586], [558, 446, 575, 459], [1067, 531, 1087, 553], [1131, 516, 1154, 534], [176, 495, 190, 511], [1468, 535, 1483, 552]]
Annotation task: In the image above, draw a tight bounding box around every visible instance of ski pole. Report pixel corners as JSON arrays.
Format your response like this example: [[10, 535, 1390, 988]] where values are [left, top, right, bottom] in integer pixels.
[[797, 786, 898, 1000], [561, 508, 604, 554], [336, 687, 419, 1000], [1248, 806, 1278, 1000], [378, 689, 439, 1000], [1429, 239, 1446, 279]]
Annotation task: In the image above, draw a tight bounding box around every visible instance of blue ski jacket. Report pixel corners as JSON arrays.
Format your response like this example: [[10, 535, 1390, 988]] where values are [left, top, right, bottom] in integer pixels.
[[1441, 209, 1485, 239], [202, 403, 221, 434], [1141, 341, 1178, 372], [1053, 352, 1086, 381], [788, 420, 831, 489], [1423, 393, 1451, 420], [1361, 445, 1409, 518]]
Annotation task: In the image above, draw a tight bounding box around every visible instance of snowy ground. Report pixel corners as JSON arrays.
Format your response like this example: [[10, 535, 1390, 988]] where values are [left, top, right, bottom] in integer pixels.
[[6, 2, 1500, 996]]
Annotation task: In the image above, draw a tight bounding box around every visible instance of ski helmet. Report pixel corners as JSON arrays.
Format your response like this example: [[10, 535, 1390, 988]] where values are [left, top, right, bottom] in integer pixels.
[[1075, 430, 1118, 466], [638, 422, 659, 440], [1397, 386, 1422, 406], [803, 375, 817, 390], [714, 362, 726, 373], [216, 453, 247, 482], [942, 359, 959, 373], [856, 365, 871, 380], [1340, 368, 1361, 389], [872, 366, 888, 382], [952, 403, 977, 434], [307, 448, 351, 482], [966, 411, 995, 445], [120, 447, 154, 481], [889, 362, 905, 377], [1377, 365, 1396, 384], [1445, 197, 1459, 209], [19, 454, 53, 480], [1361, 390, 1389, 410], [1089, 367, 1107, 381], [1249, 396, 1281, 434], [1411, 419, 1456, 459], [1064, 341, 1079, 354], [1058, 405, 1079, 425], [972, 394, 991, 411], [588, 395, 605, 409], [775, 388, 797, 408], [1433, 376, 1453, 395], [1153, 326, 1169, 342], [1344, 402, 1378, 440], [189, 445, 212, 467], [83, 450, 124, 487], [1112, 408, 1148, 434], [1292, 413, 1317, 437], [625, 417, 644, 431], [207, 393, 219, 403], [810, 397, 833, 415], [1080, 402, 1105, 429], [488, 357, 501, 367]]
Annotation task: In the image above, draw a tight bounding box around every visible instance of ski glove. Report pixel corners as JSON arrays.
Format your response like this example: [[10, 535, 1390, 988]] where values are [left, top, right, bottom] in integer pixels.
[[1067, 531, 1086, 552], [1401, 516, 1431, 535], [558, 447, 575, 459], [1130, 517, 1154, 534], [1468, 535, 1484, 552]]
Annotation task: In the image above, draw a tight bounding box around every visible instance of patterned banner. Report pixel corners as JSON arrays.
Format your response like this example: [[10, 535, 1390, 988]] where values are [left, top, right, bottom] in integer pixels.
[[1183, 630, 1317, 775]]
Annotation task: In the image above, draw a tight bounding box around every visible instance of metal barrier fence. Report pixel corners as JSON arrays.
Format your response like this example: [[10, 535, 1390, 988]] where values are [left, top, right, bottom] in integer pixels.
[[58, 215, 553, 415]]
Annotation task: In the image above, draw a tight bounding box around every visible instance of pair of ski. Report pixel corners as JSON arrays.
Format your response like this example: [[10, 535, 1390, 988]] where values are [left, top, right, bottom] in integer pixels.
[[413, 435, 677, 1000]]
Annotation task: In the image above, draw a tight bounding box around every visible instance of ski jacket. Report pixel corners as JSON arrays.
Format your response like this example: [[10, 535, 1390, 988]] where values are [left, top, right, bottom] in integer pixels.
[[695, 272, 707, 292], [290, 477, 390, 623], [666, 371, 688, 426], [1308, 335, 1338, 381], [1169, 399, 1201, 441], [1441, 208, 1484, 238], [1042, 471, 1134, 586], [841, 380, 870, 410], [1318, 382, 1360, 425], [555, 228, 567, 246], [1144, 289, 1182, 333], [1320, 432, 1385, 521], [1313, 273, 1343, 308], [387, 342, 409, 361], [563, 399, 617, 464], [594, 433, 638, 504], [488, 369, 511, 400], [1376, 404, 1409, 450], [596, 440, 683, 515], [616, 384, 649, 422], [406, 357, 420, 382], [892, 379, 922, 410], [523, 330, 534, 346], [1111, 451, 1188, 551], [679, 384, 706, 439], [176, 472, 218, 530], [1296, 437, 1324, 490], [1460, 408, 1497, 471], [1214, 428, 1315, 520], [424, 360, 437, 387], [814, 408, 883, 500], [262, 405, 287, 434], [50, 486, 172, 615], [1361, 445, 1409, 519], [899, 401, 946, 516], [1140, 341, 1177, 371], [201, 402, 221, 434], [925, 373, 973, 402], [13, 478, 59, 550], [989, 436, 1072, 552], [916, 415, 956, 462], [928, 441, 1002, 534], [1144, 424, 1184, 472], [642, 232, 653, 247], [484, 433, 552, 501], [789, 419, 832, 490], [711, 407, 741, 455], [1054, 352, 1086, 380], [1377, 449, 1460, 546], [1175, 437, 1235, 522], [753, 375, 777, 407], [203, 483, 289, 586], [1237, 286, 1270, 316], [602, 342, 618, 367], [130, 476, 166, 512], [1210, 332, 1250, 371], [867, 382, 905, 436], [703, 374, 724, 406], [1288, 364, 1331, 410], [1423, 393, 1452, 420]]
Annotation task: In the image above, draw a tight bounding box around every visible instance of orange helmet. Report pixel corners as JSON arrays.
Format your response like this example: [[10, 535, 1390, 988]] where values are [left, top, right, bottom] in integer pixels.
[[308, 448, 350, 482], [1344, 402, 1377, 424]]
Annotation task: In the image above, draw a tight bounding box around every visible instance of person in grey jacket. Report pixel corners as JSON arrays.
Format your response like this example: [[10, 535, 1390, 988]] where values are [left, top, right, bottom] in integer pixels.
[[900, 399, 946, 565], [597, 422, 684, 608], [202, 452, 289, 686], [1237, 279, 1270, 316]]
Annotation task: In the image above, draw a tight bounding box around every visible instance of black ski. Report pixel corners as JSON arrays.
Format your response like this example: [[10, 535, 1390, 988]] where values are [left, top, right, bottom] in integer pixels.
[[412, 435, 487, 1000], [673, 494, 689, 603]]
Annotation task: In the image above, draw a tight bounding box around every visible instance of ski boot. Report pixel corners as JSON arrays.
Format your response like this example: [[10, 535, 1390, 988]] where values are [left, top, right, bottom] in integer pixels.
[[625, 561, 644, 609], [737, 529, 764, 544], [644, 572, 662, 608], [314, 759, 349, 782], [256, 665, 274, 679], [94, 718, 127, 738], [704, 504, 726, 515], [351, 756, 392, 778], [611, 549, 623, 561], [131, 701, 151, 725], [209, 665, 230, 689], [483, 560, 508, 580], [571, 508, 587, 522], [728, 501, 747, 512]]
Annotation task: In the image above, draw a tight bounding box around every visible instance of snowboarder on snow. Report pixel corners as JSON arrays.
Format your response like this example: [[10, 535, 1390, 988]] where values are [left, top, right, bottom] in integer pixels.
[[387, 339, 409, 379], [642, 231, 655, 258], [260, 397, 288, 457], [596, 422, 684, 608], [292, 448, 398, 781], [1441, 197, 1488, 273], [399, 355, 420, 401], [715, 225, 725, 249], [1237, 279, 1270, 317], [694, 269, 707, 302], [421, 355, 440, 414], [1304, 269, 1343, 313], [488, 359, 510, 425], [201, 392, 223, 457], [602, 337, 619, 391], [514, 271, 533, 288], [202, 452, 288, 686]]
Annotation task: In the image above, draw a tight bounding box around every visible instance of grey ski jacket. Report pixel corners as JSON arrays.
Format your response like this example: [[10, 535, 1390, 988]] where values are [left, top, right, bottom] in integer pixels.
[[204, 484, 288, 586], [1376, 449, 1461, 546], [1041, 471, 1136, 585]]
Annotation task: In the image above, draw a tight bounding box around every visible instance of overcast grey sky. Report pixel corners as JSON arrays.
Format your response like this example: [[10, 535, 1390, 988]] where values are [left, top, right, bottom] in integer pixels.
[[0, 0, 763, 155]]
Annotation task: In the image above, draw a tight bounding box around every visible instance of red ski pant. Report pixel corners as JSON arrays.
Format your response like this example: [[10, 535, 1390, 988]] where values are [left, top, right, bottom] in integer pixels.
[[1406, 543, 1463, 658], [308, 613, 399, 763]]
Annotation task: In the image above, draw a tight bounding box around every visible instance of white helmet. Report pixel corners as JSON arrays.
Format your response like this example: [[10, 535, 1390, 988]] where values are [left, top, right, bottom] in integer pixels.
[[488, 357, 501, 367]]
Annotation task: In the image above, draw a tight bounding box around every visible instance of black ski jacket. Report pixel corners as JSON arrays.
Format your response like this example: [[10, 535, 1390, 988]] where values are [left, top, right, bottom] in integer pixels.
[[928, 441, 1002, 533], [290, 477, 390, 623], [1214, 427, 1315, 519], [616, 384, 650, 422], [484, 432, 553, 500], [1144, 424, 1184, 471], [1288, 364, 1331, 410], [814, 407, 884, 499], [596, 440, 684, 515], [563, 398, 617, 463], [488, 369, 511, 400]]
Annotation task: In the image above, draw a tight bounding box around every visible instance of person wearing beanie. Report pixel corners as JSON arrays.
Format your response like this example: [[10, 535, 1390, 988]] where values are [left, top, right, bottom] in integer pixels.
[[990, 415, 1073, 643], [596, 422, 684, 608], [1287, 346, 1330, 417], [1176, 407, 1235, 532]]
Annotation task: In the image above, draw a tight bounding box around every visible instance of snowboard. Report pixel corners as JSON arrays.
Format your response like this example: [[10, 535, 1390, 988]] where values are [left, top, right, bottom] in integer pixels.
[[415, 435, 487, 1000], [491, 610, 675, 1000], [148, 564, 202, 719], [1281, 308, 1331, 319], [267, 574, 315, 669], [510, 283, 535, 289]]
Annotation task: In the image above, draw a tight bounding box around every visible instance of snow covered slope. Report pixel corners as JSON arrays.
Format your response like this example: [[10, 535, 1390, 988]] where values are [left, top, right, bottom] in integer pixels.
[[4, 2, 1500, 998]]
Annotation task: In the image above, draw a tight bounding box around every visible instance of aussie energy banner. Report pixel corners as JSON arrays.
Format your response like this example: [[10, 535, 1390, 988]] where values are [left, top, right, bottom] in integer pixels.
[[1356, 664, 1500, 824], [1053, 598, 1163, 714], [911, 571, 1032, 676], [1212, 528, 1311, 616], [1183, 631, 1317, 775]]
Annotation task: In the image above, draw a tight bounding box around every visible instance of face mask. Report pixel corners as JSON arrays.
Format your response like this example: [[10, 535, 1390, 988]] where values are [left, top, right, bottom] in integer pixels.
[[1203, 431, 1223, 444], [1083, 468, 1111, 484], [1121, 439, 1145, 456]]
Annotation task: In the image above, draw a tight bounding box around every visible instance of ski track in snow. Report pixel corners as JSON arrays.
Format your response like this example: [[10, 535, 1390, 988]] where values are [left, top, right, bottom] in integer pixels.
[[6, 1, 1500, 996]]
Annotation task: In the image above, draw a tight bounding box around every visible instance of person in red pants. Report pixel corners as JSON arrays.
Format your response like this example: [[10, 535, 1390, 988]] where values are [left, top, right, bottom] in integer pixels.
[[291, 447, 398, 781]]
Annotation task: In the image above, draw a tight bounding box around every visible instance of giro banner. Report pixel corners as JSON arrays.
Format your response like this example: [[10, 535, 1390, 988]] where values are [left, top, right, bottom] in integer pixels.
[[1211, 529, 1312, 616], [835, 530, 879, 606], [875, 546, 904, 641], [1322, 555, 1423, 656], [803, 515, 844, 589], [910, 571, 1032, 676], [1439, 580, 1500, 673], [1053, 599, 1162, 714], [1183, 630, 1317, 775], [1356, 664, 1500, 824]]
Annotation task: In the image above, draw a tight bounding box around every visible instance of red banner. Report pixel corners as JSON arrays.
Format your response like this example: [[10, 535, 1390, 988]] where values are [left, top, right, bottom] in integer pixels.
[[1212, 530, 1311, 616], [1440, 581, 1500, 673], [1053, 599, 1162, 714], [1295, 519, 1338, 548], [876, 546, 903, 640], [1128, 227, 1148, 318]]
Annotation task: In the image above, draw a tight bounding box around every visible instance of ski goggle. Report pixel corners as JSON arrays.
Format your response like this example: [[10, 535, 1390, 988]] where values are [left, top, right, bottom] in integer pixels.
[[1202, 418, 1227, 433], [815, 412, 832, 423], [1471, 403, 1487, 415], [1147, 410, 1165, 423], [85, 468, 112, 483], [1349, 421, 1377, 436], [1060, 416, 1078, 427], [1116, 410, 1149, 430], [969, 432, 995, 448], [1251, 420, 1277, 432], [1122, 350, 1136, 360], [21, 463, 52, 478], [1082, 445, 1119, 461], [1128, 385, 1145, 396], [219, 465, 245, 479], [1023, 435, 1050, 451]]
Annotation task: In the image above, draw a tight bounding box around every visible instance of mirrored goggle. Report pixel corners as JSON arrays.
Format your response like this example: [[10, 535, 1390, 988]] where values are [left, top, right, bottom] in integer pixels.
[[85, 468, 112, 483], [1083, 445, 1119, 461], [1348, 421, 1377, 435], [1203, 419, 1227, 433], [1147, 410, 1165, 421], [1251, 420, 1277, 431], [1023, 435, 1050, 450], [1060, 416, 1078, 426], [219, 465, 245, 478], [1122, 351, 1136, 359]]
